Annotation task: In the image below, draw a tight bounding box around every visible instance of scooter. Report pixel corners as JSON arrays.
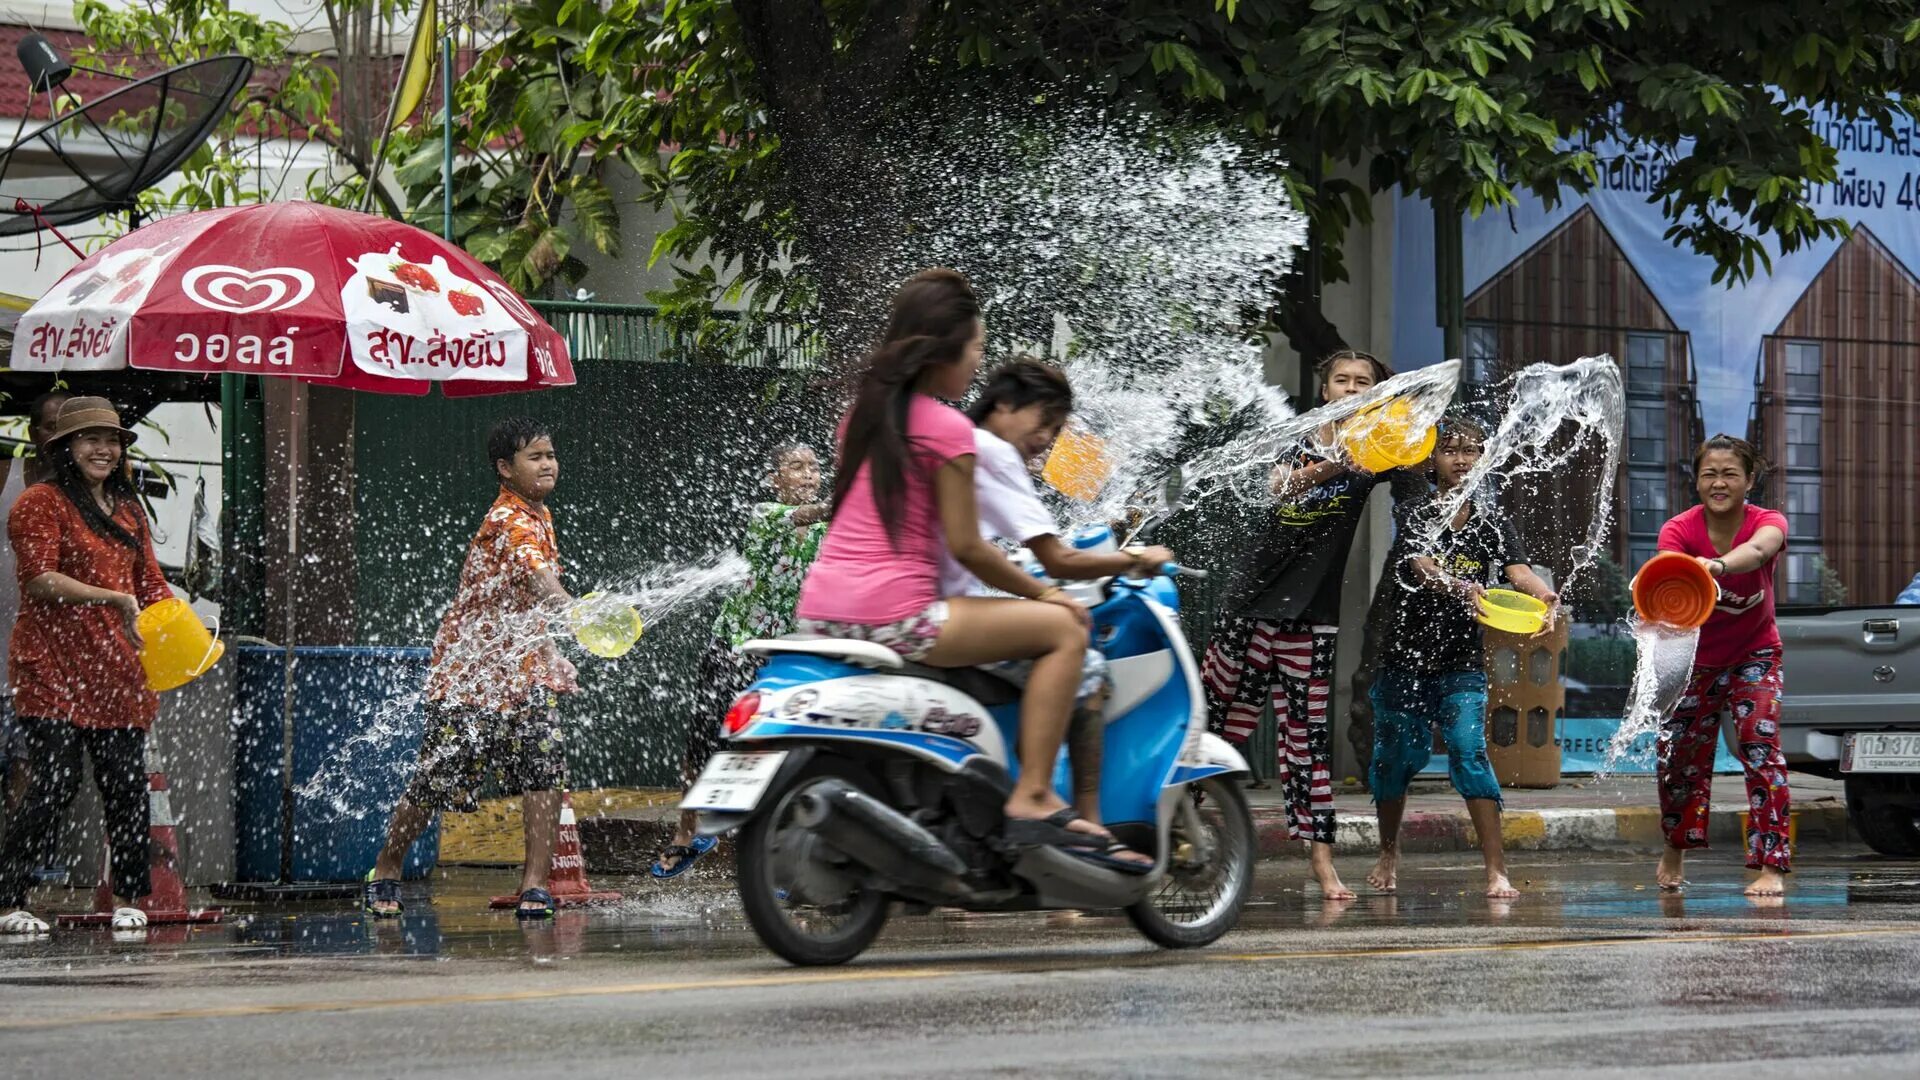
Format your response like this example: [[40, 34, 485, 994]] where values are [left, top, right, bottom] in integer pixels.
[[683, 526, 1255, 966]]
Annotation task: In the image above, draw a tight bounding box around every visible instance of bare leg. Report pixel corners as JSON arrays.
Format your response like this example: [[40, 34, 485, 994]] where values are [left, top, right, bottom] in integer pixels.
[[370, 798, 435, 914], [1368, 797, 1404, 893], [658, 751, 702, 874], [921, 597, 1095, 836], [1309, 840, 1354, 900], [520, 789, 560, 909], [1464, 798, 1516, 898], [1657, 846, 1687, 890], [1067, 697, 1105, 822]]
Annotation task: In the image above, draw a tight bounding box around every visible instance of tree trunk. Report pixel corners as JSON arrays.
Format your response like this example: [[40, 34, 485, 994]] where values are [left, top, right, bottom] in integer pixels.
[[732, 0, 933, 374]]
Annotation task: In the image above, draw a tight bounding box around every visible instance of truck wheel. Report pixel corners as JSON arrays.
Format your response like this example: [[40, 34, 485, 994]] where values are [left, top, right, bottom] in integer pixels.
[[1844, 774, 1920, 857]]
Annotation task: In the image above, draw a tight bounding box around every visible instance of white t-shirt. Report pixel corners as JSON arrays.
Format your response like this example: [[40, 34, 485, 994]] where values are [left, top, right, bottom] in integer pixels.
[[939, 427, 1060, 598]]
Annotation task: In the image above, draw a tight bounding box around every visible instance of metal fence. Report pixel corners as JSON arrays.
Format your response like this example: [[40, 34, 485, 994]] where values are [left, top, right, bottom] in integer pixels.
[[528, 300, 825, 370]]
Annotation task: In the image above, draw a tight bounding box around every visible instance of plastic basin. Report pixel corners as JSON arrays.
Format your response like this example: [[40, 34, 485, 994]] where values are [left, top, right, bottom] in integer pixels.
[[1341, 399, 1437, 473], [1477, 588, 1548, 634], [1632, 551, 1719, 630]]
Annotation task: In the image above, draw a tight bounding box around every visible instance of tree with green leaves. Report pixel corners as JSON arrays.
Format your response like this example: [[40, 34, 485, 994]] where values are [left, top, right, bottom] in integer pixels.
[[420, 0, 1920, 361]]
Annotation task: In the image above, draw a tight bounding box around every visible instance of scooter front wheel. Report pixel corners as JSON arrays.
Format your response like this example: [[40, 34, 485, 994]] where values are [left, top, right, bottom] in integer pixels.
[[1126, 776, 1254, 949], [737, 757, 891, 966]]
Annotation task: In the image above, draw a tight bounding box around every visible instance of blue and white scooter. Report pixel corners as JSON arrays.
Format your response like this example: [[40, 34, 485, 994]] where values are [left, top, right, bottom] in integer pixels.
[[683, 521, 1254, 966]]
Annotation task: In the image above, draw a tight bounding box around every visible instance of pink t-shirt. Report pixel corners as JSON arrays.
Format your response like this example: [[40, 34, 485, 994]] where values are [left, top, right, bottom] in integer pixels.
[[796, 395, 978, 624], [1657, 503, 1789, 668]]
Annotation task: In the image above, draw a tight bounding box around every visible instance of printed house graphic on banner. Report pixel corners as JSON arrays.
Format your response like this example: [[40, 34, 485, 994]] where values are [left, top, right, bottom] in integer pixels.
[[1459, 206, 1705, 579], [1748, 226, 1920, 606]]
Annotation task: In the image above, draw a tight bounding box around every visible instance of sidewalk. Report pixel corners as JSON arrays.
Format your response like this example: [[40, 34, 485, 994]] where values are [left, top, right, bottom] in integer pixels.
[[439, 772, 1847, 875]]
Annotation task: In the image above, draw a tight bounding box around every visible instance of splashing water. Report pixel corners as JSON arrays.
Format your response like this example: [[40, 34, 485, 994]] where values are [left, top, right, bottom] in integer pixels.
[[1414, 355, 1626, 602], [295, 554, 750, 820], [1603, 619, 1701, 774]]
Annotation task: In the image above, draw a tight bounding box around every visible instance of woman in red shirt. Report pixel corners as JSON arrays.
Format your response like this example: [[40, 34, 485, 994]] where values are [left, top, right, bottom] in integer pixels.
[[1653, 435, 1790, 898], [0, 398, 172, 935]]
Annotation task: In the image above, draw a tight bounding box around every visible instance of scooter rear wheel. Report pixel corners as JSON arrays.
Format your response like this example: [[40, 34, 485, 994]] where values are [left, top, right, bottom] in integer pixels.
[[1126, 776, 1254, 948], [737, 758, 891, 966]]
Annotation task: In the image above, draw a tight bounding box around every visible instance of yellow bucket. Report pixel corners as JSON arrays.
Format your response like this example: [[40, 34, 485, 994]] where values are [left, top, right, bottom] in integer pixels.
[[136, 598, 225, 692], [572, 592, 643, 659], [1341, 399, 1437, 474], [1477, 588, 1548, 635], [1042, 426, 1113, 503]]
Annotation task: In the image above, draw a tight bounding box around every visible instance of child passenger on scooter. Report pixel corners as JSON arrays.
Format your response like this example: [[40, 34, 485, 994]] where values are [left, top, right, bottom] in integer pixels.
[[793, 269, 1120, 861], [938, 359, 1174, 873]]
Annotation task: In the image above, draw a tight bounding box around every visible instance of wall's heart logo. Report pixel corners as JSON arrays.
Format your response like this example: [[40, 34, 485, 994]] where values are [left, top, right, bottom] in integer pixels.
[[483, 279, 537, 327], [180, 264, 315, 314]]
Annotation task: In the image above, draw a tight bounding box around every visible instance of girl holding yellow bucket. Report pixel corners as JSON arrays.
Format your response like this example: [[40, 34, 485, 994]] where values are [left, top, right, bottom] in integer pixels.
[[1202, 350, 1419, 902], [1363, 416, 1557, 900], [0, 398, 179, 935]]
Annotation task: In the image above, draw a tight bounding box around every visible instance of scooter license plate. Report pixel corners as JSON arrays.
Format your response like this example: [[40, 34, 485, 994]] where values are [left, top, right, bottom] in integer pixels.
[[680, 751, 790, 812]]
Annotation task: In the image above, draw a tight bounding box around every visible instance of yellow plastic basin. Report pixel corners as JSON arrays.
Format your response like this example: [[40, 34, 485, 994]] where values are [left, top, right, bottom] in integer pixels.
[[1341, 399, 1437, 474], [1477, 588, 1548, 635]]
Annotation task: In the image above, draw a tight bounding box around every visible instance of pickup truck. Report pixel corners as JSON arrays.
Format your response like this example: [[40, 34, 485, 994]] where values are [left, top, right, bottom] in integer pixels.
[[1776, 605, 1920, 856]]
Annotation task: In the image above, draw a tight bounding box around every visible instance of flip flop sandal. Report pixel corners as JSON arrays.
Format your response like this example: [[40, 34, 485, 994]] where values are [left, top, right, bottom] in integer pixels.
[[515, 887, 556, 920], [649, 835, 719, 880], [1002, 808, 1109, 850], [362, 870, 404, 918], [1066, 842, 1155, 875]]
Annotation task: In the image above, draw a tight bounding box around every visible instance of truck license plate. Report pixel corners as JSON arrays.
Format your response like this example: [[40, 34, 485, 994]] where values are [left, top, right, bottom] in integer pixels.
[[1842, 733, 1920, 773], [680, 751, 789, 812]]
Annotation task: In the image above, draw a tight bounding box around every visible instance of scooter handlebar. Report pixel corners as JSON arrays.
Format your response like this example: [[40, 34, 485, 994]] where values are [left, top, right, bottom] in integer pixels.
[[1161, 563, 1208, 579]]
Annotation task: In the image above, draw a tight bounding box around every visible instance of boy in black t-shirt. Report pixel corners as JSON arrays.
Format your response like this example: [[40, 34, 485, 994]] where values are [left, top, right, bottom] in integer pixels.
[[1364, 417, 1557, 900]]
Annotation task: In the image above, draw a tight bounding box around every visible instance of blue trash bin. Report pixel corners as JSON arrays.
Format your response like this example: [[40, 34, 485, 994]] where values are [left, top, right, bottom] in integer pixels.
[[233, 646, 439, 882]]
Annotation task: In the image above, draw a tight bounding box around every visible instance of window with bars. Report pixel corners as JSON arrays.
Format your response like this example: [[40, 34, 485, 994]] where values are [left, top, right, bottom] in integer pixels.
[[1625, 333, 1666, 390], [1627, 404, 1668, 465], [1464, 322, 1500, 384], [1785, 551, 1824, 606], [1628, 473, 1669, 536], [1785, 408, 1822, 469], [1785, 477, 1822, 538], [1783, 341, 1822, 399]]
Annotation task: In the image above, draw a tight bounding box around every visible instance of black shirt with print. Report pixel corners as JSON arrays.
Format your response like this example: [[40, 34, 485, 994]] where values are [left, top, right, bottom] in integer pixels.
[[1377, 492, 1529, 674]]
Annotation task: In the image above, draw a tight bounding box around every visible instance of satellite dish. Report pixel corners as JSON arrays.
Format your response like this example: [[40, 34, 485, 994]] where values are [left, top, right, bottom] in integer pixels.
[[0, 54, 252, 236]]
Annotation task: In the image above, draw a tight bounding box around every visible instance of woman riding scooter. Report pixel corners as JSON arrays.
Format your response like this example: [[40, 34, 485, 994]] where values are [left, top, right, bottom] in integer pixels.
[[793, 269, 1117, 860]]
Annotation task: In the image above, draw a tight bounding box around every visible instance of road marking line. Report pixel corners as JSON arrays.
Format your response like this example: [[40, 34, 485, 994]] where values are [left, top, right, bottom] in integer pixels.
[[3, 925, 1914, 1031]]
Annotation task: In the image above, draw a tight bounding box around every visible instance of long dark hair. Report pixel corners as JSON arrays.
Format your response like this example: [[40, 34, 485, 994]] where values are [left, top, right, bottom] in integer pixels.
[[831, 268, 982, 543], [46, 435, 144, 551]]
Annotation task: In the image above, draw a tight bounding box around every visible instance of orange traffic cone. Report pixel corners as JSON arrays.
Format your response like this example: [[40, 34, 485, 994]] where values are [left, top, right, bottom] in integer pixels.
[[489, 791, 622, 909], [57, 768, 223, 927]]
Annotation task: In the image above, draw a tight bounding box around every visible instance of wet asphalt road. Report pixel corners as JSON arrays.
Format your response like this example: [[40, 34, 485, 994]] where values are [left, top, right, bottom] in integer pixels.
[[3, 850, 1919, 1078]]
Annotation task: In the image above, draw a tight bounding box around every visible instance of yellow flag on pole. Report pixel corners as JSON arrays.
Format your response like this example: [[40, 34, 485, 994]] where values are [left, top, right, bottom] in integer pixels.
[[389, 0, 437, 132]]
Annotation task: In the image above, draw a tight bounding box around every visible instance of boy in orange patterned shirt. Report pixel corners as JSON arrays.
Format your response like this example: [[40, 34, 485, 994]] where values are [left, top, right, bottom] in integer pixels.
[[364, 418, 579, 919]]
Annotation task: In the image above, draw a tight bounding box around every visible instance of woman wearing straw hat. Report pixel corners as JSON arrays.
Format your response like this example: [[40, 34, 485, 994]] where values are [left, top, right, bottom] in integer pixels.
[[0, 397, 174, 935]]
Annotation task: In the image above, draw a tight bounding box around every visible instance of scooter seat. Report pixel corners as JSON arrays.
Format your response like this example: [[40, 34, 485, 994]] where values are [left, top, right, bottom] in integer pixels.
[[738, 636, 1023, 707]]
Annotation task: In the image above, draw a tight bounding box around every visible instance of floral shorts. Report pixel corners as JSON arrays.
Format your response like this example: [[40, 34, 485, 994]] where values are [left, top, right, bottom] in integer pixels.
[[797, 601, 950, 662]]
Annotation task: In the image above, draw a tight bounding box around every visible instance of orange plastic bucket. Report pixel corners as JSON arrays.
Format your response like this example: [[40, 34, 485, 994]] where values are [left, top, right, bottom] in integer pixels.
[[1631, 552, 1719, 630], [1341, 399, 1437, 474], [136, 598, 225, 691], [1042, 426, 1113, 503]]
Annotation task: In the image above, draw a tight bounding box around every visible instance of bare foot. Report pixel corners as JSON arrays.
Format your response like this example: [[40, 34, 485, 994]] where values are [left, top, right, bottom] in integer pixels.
[[1367, 848, 1399, 893], [1656, 847, 1688, 891], [1485, 871, 1519, 899], [1313, 849, 1359, 899], [1744, 867, 1787, 896]]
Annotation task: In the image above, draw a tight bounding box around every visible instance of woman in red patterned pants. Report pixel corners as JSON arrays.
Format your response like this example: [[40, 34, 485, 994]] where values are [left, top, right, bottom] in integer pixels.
[[1652, 435, 1790, 897]]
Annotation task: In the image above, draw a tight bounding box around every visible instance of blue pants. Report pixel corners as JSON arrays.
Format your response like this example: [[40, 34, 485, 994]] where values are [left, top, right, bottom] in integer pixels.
[[1369, 669, 1501, 805]]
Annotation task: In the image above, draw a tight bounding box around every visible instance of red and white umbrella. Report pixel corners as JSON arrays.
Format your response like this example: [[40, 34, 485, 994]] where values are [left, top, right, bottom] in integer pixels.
[[8, 201, 573, 395]]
